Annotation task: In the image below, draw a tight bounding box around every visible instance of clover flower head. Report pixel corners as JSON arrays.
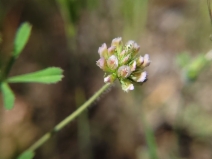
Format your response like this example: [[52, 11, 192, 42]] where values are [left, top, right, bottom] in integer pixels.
[[96, 37, 150, 92]]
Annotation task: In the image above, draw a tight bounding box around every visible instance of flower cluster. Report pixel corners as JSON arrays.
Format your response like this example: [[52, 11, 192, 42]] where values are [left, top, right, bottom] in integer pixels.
[[96, 37, 150, 92]]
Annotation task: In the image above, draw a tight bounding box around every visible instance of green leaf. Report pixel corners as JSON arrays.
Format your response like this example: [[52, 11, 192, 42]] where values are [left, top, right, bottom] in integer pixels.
[[7, 67, 64, 84], [17, 151, 35, 159], [14, 22, 32, 58], [1, 82, 15, 110]]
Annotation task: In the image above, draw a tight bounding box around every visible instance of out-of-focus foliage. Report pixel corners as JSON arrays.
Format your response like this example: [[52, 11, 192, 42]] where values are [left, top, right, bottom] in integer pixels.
[[56, 0, 99, 38], [176, 52, 191, 68], [177, 53, 210, 81], [180, 104, 212, 137], [142, 114, 158, 159], [121, 0, 148, 39]]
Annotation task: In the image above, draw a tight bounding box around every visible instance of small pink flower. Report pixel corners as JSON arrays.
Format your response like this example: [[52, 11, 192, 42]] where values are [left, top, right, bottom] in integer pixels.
[[108, 46, 116, 56], [104, 74, 116, 83], [132, 71, 147, 82], [107, 55, 118, 70], [96, 58, 107, 70], [98, 43, 108, 58], [121, 80, 134, 92], [142, 54, 150, 67], [133, 43, 140, 53], [118, 65, 131, 78], [111, 37, 122, 47], [136, 56, 144, 66]]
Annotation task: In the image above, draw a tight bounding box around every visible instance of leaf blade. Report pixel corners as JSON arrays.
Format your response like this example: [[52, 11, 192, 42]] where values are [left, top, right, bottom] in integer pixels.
[[14, 22, 32, 57], [17, 151, 35, 159], [7, 67, 64, 84], [1, 82, 15, 110]]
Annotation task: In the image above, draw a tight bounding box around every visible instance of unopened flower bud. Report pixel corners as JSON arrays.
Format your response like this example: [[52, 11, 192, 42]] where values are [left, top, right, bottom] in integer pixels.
[[131, 44, 140, 57], [121, 80, 134, 92], [108, 46, 116, 56], [125, 40, 134, 51], [96, 58, 107, 70], [126, 40, 134, 46], [118, 65, 131, 78], [104, 74, 116, 83], [142, 54, 150, 67], [111, 37, 122, 47], [136, 56, 144, 66], [98, 43, 108, 58], [130, 61, 136, 71], [125, 40, 140, 54], [132, 71, 147, 82], [107, 55, 118, 70]]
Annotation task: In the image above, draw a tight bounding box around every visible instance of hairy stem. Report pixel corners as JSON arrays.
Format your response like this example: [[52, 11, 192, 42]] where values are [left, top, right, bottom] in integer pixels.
[[23, 83, 111, 153]]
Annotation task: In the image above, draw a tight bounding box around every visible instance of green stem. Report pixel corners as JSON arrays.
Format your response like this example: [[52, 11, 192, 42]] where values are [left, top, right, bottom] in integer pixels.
[[141, 112, 158, 159], [0, 56, 16, 82], [24, 83, 111, 153]]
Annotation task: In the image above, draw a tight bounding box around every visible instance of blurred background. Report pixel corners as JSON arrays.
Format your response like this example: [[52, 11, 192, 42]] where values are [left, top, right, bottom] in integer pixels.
[[1, 0, 212, 159]]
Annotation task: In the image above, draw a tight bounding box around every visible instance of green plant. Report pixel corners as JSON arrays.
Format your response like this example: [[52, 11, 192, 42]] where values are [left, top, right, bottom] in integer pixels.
[[0, 22, 64, 110], [177, 52, 211, 81], [15, 37, 151, 159], [0, 20, 152, 159]]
